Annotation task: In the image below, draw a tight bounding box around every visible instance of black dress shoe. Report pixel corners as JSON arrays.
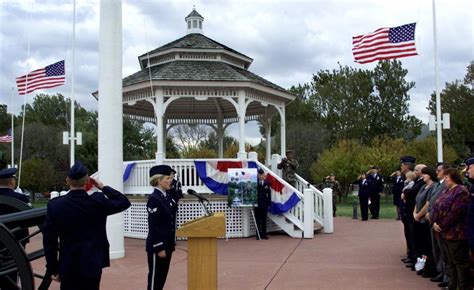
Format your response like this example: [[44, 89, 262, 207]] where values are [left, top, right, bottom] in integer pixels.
[[437, 282, 448, 287], [430, 276, 443, 282], [416, 270, 424, 275], [401, 258, 410, 262], [405, 263, 414, 268], [262, 236, 268, 239], [422, 272, 436, 278]]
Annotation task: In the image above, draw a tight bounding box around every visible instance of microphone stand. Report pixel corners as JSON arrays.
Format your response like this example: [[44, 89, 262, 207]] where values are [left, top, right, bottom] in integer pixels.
[[187, 189, 213, 216]]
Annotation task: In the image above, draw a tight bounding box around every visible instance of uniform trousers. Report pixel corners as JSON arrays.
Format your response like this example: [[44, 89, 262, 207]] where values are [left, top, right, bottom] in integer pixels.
[[147, 250, 173, 290], [358, 196, 369, 221], [369, 192, 380, 218], [60, 274, 101, 290], [255, 207, 268, 238]]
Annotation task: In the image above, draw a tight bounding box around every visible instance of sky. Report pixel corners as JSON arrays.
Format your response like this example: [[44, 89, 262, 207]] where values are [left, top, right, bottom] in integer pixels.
[[0, 0, 472, 145]]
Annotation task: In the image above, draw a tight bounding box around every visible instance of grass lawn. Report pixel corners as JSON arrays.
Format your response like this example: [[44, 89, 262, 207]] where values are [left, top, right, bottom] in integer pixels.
[[335, 193, 398, 220]]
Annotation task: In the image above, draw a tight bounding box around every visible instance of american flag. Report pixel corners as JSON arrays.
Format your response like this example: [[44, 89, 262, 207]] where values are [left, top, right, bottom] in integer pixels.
[[16, 60, 65, 95], [352, 23, 417, 64], [0, 129, 12, 143]]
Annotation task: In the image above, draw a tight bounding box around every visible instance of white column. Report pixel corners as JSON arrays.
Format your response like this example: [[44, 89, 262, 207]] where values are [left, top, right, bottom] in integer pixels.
[[265, 118, 272, 166], [99, 0, 124, 259], [303, 188, 314, 238], [217, 113, 224, 158], [271, 154, 282, 177], [280, 105, 286, 156], [237, 91, 246, 159], [322, 188, 334, 233], [432, 0, 443, 163], [154, 90, 164, 164]]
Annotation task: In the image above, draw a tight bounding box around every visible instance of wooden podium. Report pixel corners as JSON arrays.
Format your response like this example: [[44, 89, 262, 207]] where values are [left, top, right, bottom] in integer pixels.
[[177, 212, 226, 290]]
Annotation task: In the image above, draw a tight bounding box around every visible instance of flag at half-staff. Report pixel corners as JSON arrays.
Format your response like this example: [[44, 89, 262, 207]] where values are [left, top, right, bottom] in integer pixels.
[[352, 23, 417, 64], [16, 60, 65, 95], [0, 129, 13, 143]]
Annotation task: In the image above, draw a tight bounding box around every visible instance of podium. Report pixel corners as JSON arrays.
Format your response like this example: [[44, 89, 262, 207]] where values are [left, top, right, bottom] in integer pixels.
[[177, 212, 226, 290]]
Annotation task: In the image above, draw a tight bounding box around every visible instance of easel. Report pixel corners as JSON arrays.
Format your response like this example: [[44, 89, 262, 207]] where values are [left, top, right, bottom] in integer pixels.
[[238, 205, 261, 240]]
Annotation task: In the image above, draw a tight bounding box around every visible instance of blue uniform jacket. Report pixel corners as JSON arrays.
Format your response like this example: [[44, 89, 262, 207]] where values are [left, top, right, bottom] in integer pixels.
[[257, 180, 271, 209], [146, 188, 176, 254], [392, 176, 404, 196], [368, 173, 384, 194], [468, 182, 474, 251], [358, 179, 371, 198], [42, 186, 131, 278], [0, 187, 30, 241]]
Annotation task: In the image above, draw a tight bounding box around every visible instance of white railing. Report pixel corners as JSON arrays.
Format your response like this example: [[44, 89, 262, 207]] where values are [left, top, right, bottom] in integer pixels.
[[120, 157, 331, 237]]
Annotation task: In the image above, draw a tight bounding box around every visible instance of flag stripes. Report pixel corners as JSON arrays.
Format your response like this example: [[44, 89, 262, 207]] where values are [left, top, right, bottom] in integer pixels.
[[16, 60, 65, 95]]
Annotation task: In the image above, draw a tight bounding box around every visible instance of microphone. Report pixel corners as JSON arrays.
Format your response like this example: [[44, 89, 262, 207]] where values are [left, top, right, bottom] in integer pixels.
[[187, 189, 212, 216], [187, 189, 208, 202]]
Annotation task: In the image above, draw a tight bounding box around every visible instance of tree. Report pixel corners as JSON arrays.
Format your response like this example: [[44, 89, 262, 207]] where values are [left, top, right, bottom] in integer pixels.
[[427, 62, 474, 158], [309, 60, 422, 145], [20, 158, 56, 202]]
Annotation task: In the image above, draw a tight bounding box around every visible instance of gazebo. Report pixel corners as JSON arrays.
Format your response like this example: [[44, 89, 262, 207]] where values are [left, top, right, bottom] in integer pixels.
[[120, 8, 295, 164]]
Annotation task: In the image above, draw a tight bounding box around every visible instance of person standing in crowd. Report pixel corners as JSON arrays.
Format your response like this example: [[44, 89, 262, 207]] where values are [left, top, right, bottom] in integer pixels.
[[391, 170, 404, 220], [465, 157, 474, 254], [357, 173, 371, 221], [277, 150, 299, 187], [0, 168, 30, 290], [412, 166, 438, 278], [403, 163, 426, 270], [368, 166, 384, 219], [255, 169, 271, 239], [426, 163, 451, 286], [398, 155, 416, 265], [146, 165, 178, 290], [431, 168, 470, 290], [42, 161, 131, 290]]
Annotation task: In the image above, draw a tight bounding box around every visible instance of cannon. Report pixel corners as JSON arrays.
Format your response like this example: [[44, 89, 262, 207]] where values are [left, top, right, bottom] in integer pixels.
[[0, 195, 49, 290]]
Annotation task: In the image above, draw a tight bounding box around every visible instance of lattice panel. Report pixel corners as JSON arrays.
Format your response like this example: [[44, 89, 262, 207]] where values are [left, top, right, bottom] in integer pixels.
[[124, 198, 248, 240]]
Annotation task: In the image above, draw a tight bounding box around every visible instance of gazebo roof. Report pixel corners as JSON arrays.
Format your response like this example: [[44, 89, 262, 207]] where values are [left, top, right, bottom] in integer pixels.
[[185, 9, 203, 19], [138, 33, 252, 68], [123, 60, 287, 93]]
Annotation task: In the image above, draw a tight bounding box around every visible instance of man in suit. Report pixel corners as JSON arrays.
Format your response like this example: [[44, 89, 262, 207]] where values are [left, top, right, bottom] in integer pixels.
[[255, 169, 271, 239], [357, 173, 371, 221], [368, 166, 384, 219], [0, 167, 30, 290], [42, 161, 131, 290]]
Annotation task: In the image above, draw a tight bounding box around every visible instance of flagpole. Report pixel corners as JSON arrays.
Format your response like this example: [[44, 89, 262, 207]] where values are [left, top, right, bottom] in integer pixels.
[[432, 0, 443, 162], [70, 0, 76, 167], [10, 87, 14, 168]]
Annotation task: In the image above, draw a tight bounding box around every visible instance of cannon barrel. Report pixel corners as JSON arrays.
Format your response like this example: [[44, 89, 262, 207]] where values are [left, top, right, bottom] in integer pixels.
[[0, 207, 47, 229]]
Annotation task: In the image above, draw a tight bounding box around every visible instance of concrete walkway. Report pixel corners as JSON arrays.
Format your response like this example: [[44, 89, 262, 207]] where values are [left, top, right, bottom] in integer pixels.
[[32, 217, 437, 289]]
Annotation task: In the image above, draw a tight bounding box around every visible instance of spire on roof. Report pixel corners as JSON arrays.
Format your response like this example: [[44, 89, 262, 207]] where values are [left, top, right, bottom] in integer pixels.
[[185, 7, 204, 35]]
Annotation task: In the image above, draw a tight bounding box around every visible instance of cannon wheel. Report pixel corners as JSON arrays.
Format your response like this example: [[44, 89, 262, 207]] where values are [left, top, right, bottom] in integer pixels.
[[0, 224, 34, 290], [0, 195, 45, 290]]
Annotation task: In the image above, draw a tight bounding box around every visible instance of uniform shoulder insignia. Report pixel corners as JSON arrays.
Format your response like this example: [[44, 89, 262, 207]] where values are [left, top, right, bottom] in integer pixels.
[[147, 207, 158, 213]]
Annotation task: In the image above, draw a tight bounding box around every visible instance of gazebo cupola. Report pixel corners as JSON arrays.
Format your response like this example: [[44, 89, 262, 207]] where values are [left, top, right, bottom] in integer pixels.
[[185, 6, 204, 35]]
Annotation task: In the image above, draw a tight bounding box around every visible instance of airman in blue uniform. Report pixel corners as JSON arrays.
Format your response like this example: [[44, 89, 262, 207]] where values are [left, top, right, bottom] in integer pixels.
[[42, 161, 131, 290], [255, 168, 271, 239], [0, 167, 30, 290], [146, 165, 177, 290]]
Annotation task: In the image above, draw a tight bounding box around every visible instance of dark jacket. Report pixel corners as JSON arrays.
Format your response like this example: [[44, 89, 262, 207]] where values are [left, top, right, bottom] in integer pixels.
[[405, 177, 425, 213], [0, 187, 30, 242], [392, 176, 404, 196], [146, 188, 176, 254], [42, 186, 131, 278], [358, 179, 371, 198], [368, 173, 384, 194], [257, 179, 271, 209]]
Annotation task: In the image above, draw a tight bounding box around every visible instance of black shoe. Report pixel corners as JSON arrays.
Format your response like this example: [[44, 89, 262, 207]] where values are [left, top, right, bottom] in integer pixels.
[[262, 236, 268, 240], [405, 263, 415, 268], [422, 272, 435, 278], [430, 275, 443, 282], [437, 282, 448, 287], [416, 270, 424, 275], [401, 257, 410, 262]]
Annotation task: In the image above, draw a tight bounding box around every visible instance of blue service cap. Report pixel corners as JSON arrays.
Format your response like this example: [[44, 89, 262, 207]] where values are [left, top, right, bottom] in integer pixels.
[[465, 157, 474, 167], [68, 160, 88, 180], [257, 168, 265, 174], [150, 165, 173, 177], [0, 168, 17, 179], [400, 156, 416, 164]]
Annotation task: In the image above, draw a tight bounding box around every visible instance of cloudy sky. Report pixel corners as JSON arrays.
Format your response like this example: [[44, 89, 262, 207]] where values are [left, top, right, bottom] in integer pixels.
[[0, 0, 472, 144]]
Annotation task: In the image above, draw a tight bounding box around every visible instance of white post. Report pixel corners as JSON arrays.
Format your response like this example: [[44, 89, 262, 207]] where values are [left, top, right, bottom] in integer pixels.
[[322, 188, 334, 233], [271, 154, 282, 177], [266, 118, 271, 166], [280, 105, 286, 156], [217, 116, 224, 158], [154, 92, 164, 164], [303, 189, 314, 238], [237, 91, 246, 159], [10, 87, 14, 168], [69, 0, 76, 166], [432, 0, 443, 163], [248, 151, 258, 161], [99, 0, 124, 259]]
